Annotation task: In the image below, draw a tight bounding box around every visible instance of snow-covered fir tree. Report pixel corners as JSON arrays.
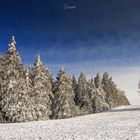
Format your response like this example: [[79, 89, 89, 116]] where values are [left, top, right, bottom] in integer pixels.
[[52, 67, 78, 119], [30, 55, 54, 120], [91, 75, 110, 113], [75, 73, 92, 115], [94, 73, 100, 88], [72, 75, 77, 92], [0, 55, 5, 121], [72, 75, 78, 101], [0, 36, 33, 122]]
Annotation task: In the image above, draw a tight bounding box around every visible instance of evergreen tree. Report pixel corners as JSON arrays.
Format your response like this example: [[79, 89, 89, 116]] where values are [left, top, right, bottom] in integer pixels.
[[30, 55, 53, 120], [72, 75, 77, 91], [72, 75, 78, 103], [88, 76, 109, 113], [75, 73, 92, 114], [53, 67, 78, 119], [0, 36, 33, 122], [94, 73, 100, 88], [87, 77, 96, 98], [24, 67, 37, 121], [102, 72, 116, 107], [0, 55, 5, 122]]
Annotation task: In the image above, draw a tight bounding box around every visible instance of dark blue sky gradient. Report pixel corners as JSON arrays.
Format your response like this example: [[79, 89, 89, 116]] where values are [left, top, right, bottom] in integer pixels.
[[0, 0, 140, 75]]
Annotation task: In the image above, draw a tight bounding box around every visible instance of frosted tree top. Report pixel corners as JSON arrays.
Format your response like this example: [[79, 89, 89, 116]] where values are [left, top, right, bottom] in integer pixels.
[[8, 36, 16, 53]]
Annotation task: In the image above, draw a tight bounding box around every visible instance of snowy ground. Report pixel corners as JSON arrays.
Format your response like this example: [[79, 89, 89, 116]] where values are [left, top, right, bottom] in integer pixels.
[[0, 105, 140, 140]]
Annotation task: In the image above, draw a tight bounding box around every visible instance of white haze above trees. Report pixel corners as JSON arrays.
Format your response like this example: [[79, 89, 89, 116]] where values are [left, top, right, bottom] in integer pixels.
[[0, 36, 129, 123]]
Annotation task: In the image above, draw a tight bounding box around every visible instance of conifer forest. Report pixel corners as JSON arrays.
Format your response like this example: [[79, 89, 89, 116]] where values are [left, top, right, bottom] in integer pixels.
[[0, 36, 129, 123]]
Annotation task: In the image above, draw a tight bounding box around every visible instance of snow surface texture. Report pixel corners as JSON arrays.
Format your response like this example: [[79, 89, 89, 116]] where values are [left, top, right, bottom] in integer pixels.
[[0, 105, 140, 140]]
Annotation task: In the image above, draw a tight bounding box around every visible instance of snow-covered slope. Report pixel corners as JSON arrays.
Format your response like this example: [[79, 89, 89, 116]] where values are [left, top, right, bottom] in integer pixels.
[[0, 105, 140, 140]]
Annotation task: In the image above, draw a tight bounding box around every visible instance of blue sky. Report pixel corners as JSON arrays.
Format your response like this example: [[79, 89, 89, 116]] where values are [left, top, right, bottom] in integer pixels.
[[0, 0, 140, 104]]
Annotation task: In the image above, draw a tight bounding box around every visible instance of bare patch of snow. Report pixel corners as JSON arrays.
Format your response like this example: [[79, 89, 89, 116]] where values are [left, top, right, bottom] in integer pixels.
[[0, 105, 140, 140]]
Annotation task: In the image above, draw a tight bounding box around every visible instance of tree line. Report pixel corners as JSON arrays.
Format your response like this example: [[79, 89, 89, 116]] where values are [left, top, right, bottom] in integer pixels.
[[0, 36, 129, 123]]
